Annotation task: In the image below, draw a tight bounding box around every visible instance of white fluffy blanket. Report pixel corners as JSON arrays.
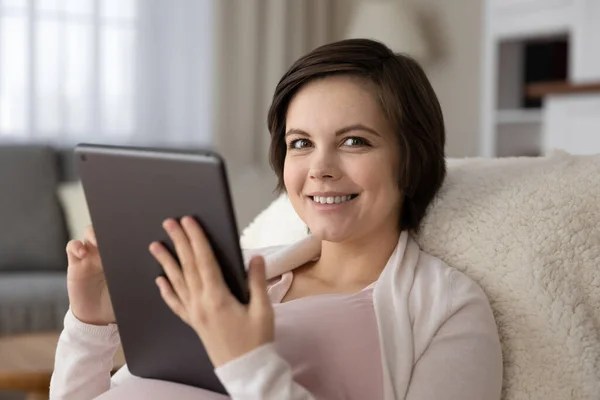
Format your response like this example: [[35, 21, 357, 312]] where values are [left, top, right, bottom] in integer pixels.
[[241, 151, 600, 400]]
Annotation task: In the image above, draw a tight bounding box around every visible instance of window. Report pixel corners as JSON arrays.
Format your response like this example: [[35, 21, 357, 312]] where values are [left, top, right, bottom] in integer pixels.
[[0, 0, 137, 142]]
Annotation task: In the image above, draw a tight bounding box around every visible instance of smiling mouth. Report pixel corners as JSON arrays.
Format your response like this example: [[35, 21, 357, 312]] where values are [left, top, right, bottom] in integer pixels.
[[309, 194, 359, 204]]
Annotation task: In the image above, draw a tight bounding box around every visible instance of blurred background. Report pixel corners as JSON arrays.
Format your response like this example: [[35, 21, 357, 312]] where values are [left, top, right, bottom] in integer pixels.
[[0, 1, 599, 398], [1, 0, 599, 225]]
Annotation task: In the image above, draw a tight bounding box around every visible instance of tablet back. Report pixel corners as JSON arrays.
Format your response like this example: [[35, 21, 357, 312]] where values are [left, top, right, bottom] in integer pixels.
[[75, 143, 247, 394]]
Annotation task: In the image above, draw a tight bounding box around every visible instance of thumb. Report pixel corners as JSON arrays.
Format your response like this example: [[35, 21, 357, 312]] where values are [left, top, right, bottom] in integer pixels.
[[82, 239, 102, 266], [248, 256, 270, 310]]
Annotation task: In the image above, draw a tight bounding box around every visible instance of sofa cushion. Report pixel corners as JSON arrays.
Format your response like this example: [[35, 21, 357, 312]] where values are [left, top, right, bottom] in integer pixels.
[[0, 272, 69, 334], [0, 145, 69, 271]]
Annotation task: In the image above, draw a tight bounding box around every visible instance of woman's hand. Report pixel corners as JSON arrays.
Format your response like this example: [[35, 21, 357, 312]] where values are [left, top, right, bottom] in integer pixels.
[[66, 225, 116, 326], [149, 216, 274, 368]]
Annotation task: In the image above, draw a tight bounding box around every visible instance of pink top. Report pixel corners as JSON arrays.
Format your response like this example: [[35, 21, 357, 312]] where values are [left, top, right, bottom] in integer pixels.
[[62, 271, 382, 400], [271, 272, 382, 400], [51, 234, 503, 400]]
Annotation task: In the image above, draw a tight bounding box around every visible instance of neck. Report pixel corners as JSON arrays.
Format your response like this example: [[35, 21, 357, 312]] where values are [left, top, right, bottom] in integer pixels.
[[311, 225, 402, 288]]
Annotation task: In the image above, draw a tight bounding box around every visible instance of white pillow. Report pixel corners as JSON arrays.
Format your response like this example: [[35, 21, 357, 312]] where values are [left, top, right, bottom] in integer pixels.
[[239, 151, 600, 400], [57, 181, 91, 242], [240, 194, 306, 249]]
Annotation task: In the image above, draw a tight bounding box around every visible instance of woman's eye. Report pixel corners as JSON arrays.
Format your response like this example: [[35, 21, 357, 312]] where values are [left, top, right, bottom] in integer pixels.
[[288, 139, 311, 149], [343, 137, 368, 147]]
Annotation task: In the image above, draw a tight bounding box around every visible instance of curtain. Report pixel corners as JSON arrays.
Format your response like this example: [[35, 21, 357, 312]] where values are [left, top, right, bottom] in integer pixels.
[[133, 0, 215, 148], [0, 0, 335, 167], [212, 0, 335, 171], [0, 0, 214, 147], [209, 0, 336, 228]]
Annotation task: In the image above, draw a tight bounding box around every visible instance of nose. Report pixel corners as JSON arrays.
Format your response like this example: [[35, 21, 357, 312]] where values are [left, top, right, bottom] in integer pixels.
[[309, 150, 340, 181]]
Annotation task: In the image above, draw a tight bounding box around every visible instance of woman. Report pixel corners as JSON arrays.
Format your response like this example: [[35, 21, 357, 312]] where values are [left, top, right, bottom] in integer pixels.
[[50, 39, 503, 399]]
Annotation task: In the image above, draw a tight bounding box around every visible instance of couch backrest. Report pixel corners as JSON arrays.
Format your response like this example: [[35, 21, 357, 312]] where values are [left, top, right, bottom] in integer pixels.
[[56, 147, 80, 183], [0, 145, 70, 271]]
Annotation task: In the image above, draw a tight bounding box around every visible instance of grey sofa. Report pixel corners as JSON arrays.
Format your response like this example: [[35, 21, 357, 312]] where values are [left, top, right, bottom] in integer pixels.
[[0, 145, 79, 334]]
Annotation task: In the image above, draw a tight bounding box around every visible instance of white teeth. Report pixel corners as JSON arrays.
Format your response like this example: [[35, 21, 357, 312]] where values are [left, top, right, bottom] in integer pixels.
[[312, 195, 356, 204]]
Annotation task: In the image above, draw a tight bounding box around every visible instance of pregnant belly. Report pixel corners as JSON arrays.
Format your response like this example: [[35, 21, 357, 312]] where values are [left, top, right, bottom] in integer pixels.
[[94, 377, 229, 400]]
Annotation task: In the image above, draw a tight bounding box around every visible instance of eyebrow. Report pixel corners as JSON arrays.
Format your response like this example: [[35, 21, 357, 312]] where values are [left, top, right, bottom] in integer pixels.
[[284, 124, 381, 138]]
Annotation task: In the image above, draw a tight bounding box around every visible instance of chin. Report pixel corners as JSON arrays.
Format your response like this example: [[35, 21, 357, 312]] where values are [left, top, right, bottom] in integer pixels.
[[306, 224, 353, 243]]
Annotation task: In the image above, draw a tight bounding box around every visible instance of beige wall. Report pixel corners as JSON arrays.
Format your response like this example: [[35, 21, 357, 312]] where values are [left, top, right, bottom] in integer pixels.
[[333, 0, 484, 158]]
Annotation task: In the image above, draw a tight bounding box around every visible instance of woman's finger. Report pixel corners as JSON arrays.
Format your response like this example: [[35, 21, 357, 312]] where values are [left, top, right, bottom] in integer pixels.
[[248, 256, 271, 313], [156, 276, 187, 321], [163, 218, 201, 289], [181, 216, 225, 291], [66, 240, 85, 265], [80, 239, 103, 268], [66, 240, 82, 258], [150, 242, 190, 303]]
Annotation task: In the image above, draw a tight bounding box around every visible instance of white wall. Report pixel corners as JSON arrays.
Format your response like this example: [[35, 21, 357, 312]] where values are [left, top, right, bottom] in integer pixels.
[[334, 0, 484, 158]]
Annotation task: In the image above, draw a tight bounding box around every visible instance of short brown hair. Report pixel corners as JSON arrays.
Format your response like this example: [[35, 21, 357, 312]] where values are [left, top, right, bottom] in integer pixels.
[[267, 39, 446, 233]]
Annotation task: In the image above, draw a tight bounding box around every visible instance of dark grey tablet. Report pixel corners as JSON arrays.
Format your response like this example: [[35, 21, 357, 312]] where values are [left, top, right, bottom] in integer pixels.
[[75, 143, 248, 394]]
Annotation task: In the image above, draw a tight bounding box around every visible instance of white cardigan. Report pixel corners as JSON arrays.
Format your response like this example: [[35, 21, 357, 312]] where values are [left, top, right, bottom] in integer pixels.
[[50, 232, 503, 399]]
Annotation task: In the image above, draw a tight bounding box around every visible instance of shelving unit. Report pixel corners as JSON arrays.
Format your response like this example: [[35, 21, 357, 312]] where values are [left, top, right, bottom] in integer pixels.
[[492, 34, 568, 157], [481, 0, 600, 157]]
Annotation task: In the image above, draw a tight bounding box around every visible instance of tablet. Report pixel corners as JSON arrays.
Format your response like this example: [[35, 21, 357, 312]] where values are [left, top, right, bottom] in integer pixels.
[[75, 143, 248, 394]]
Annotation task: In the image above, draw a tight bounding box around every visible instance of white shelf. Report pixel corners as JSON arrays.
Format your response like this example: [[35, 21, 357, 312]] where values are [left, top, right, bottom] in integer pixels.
[[495, 109, 543, 124]]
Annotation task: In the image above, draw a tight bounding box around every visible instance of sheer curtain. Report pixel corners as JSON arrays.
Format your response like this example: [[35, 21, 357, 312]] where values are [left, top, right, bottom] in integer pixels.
[[211, 0, 335, 228], [0, 0, 214, 147], [133, 0, 214, 148], [0, 0, 334, 163], [212, 0, 334, 170]]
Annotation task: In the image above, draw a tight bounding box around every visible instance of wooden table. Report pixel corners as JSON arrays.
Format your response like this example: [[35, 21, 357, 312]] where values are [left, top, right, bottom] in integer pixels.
[[0, 332, 125, 400]]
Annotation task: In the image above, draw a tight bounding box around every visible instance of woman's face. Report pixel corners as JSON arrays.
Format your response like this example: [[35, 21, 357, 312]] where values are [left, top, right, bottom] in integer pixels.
[[283, 75, 402, 243]]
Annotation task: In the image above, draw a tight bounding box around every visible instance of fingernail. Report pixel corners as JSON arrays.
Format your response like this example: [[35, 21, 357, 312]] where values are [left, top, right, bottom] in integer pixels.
[[150, 242, 161, 253], [163, 219, 174, 231]]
